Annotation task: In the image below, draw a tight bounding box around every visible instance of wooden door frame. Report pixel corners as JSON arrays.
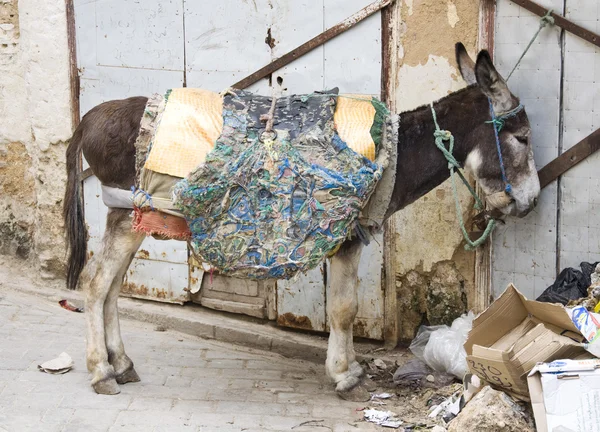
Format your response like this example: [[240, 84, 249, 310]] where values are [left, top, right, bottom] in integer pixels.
[[381, 0, 400, 346], [65, 0, 80, 130], [473, 0, 496, 314]]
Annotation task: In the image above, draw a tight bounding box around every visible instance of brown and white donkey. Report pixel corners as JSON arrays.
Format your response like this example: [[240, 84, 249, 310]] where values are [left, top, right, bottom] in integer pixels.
[[63, 44, 540, 396]]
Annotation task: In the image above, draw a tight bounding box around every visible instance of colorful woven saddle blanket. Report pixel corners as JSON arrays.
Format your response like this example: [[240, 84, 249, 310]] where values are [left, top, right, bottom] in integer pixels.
[[133, 87, 396, 279]]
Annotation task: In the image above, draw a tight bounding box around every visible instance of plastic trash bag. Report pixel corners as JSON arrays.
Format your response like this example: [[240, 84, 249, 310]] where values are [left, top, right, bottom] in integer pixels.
[[409, 312, 474, 379], [393, 358, 456, 388], [536, 261, 599, 305]]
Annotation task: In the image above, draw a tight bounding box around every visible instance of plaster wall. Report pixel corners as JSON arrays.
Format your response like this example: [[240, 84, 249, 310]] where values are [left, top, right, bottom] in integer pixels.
[[392, 0, 480, 340], [0, 0, 72, 278]]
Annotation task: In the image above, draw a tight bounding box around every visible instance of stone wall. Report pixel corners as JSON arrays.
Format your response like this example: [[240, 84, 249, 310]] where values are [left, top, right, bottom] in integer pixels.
[[391, 0, 481, 341], [0, 0, 73, 278]]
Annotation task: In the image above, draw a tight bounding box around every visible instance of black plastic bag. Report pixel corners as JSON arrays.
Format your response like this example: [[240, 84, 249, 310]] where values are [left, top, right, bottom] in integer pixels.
[[536, 261, 599, 305]]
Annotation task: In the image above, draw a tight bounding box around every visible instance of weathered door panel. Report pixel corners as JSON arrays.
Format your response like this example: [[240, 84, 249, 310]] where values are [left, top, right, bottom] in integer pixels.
[[492, 0, 600, 300], [492, 0, 563, 300], [77, 0, 190, 304], [269, 1, 325, 92], [123, 253, 190, 305], [559, 2, 600, 267], [323, 0, 382, 95], [184, 0, 271, 94], [277, 266, 327, 332], [191, 275, 275, 319], [268, 1, 328, 333], [274, 0, 385, 340], [354, 231, 385, 339], [76, 0, 387, 337], [122, 239, 190, 304]]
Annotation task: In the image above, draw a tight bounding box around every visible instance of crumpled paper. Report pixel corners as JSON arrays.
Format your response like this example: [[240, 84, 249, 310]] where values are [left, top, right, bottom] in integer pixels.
[[38, 352, 73, 374], [363, 409, 403, 428]]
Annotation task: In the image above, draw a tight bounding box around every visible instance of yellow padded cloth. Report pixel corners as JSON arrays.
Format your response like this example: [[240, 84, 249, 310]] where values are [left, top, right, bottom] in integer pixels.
[[144, 89, 376, 179], [334, 95, 377, 162], [144, 88, 223, 178]]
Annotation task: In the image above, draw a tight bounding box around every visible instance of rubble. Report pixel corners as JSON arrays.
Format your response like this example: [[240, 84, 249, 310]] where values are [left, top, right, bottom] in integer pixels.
[[447, 386, 535, 432]]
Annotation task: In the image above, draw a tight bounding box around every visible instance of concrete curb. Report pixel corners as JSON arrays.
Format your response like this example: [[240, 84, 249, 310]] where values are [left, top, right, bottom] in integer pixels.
[[4, 280, 329, 362], [1, 269, 383, 364]]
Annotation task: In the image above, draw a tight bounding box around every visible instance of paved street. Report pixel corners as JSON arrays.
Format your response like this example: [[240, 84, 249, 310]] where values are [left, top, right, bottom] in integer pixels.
[[0, 289, 379, 432]]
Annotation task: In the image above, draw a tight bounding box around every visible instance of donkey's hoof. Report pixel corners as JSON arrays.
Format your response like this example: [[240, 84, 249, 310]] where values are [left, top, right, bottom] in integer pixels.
[[335, 372, 362, 393], [116, 367, 140, 385], [336, 380, 371, 402], [92, 377, 121, 395]]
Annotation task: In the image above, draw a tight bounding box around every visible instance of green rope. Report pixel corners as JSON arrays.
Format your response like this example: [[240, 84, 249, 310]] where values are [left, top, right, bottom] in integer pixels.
[[430, 104, 497, 250], [506, 9, 555, 81]]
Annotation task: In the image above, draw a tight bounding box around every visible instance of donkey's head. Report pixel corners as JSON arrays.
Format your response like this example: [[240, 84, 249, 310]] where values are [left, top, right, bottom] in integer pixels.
[[456, 43, 540, 217]]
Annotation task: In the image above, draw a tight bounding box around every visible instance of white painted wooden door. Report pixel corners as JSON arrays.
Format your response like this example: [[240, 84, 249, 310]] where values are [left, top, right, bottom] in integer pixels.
[[75, 0, 386, 339], [492, 0, 600, 300], [273, 0, 385, 339], [75, 0, 191, 304]]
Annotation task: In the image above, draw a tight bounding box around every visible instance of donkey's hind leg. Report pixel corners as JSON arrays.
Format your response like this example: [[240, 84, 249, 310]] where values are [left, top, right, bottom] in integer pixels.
[[325, 237, 366, 399], [83, 208, 143, 394], [104, 211, 145, 385]]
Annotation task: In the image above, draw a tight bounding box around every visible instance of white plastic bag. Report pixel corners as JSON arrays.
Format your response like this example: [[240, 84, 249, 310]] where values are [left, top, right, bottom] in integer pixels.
[[409, 312, 474, 379]]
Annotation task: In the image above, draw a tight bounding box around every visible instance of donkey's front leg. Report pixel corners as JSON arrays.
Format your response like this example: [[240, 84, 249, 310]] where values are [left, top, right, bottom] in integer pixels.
[[84, 209, 142, 395], [326, 237, 365, 397]]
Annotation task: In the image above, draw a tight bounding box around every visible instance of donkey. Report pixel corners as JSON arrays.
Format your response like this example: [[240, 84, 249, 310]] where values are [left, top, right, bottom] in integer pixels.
[[63, 44, 540, 396]]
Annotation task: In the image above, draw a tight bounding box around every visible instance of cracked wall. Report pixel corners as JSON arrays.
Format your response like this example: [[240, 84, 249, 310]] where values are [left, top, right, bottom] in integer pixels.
[[0, 0, 72, 278], [392, 0, 480, 341]]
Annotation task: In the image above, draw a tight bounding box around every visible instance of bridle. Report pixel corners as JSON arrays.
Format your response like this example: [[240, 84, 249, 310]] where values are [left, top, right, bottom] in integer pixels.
[[430, 98, 525, 250], [486, 99, 525, 196]]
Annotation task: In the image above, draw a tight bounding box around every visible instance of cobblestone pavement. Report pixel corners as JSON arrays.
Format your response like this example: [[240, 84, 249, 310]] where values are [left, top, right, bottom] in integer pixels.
[[0, 289, 380, 432]]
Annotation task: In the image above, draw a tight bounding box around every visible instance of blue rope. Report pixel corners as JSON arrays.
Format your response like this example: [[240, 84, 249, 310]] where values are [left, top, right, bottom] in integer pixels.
[[132, 186, 155, 211], [487, 99, 525, 195]]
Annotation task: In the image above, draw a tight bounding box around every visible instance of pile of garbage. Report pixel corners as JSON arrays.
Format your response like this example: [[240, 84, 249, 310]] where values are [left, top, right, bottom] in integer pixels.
[[363, 262, 600, 431]]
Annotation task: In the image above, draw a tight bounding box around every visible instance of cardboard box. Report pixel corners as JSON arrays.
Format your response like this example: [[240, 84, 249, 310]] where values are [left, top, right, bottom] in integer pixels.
[[464, 284, 589, 398], [528, 359, 600, 432]]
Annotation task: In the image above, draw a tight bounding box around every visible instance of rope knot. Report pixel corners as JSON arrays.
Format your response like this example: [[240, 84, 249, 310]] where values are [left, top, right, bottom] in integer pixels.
[[434, 130, 452, 141], [486, 118, 505, 132], [540, 10, 555, 27]]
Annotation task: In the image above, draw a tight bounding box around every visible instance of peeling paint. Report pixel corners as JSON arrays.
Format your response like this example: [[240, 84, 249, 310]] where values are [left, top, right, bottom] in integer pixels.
[[264, 27, 276, 49], [391, 0, 479, 340], [0, 0, 72, 280], [447, 1, 460, 28], [137, 249, 150, 259], [276, 312, 313, 331], [396, 261, 468, 341], [122, 282, 172, 301], [396, 55, 465, 112], [398, 0, 478, 68], [404, 0, 413, 16]]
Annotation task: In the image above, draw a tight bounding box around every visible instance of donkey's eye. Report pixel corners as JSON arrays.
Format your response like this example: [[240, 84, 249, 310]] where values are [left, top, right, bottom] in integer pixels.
[[514, 136, 528, 145]]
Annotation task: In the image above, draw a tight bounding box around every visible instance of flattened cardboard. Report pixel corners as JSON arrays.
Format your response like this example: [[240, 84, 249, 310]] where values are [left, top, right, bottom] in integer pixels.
[[465, 284, 587, 398], [528, 360, 600, 432]]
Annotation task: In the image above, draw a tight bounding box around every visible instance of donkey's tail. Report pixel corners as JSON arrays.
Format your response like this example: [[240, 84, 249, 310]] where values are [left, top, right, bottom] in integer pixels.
[[63, 126, 88, 290]]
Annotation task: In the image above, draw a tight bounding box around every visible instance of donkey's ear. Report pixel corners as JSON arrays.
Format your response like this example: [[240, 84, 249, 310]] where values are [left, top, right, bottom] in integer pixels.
[[455, 43, 476, 85], [475, 50, 512, 111]]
